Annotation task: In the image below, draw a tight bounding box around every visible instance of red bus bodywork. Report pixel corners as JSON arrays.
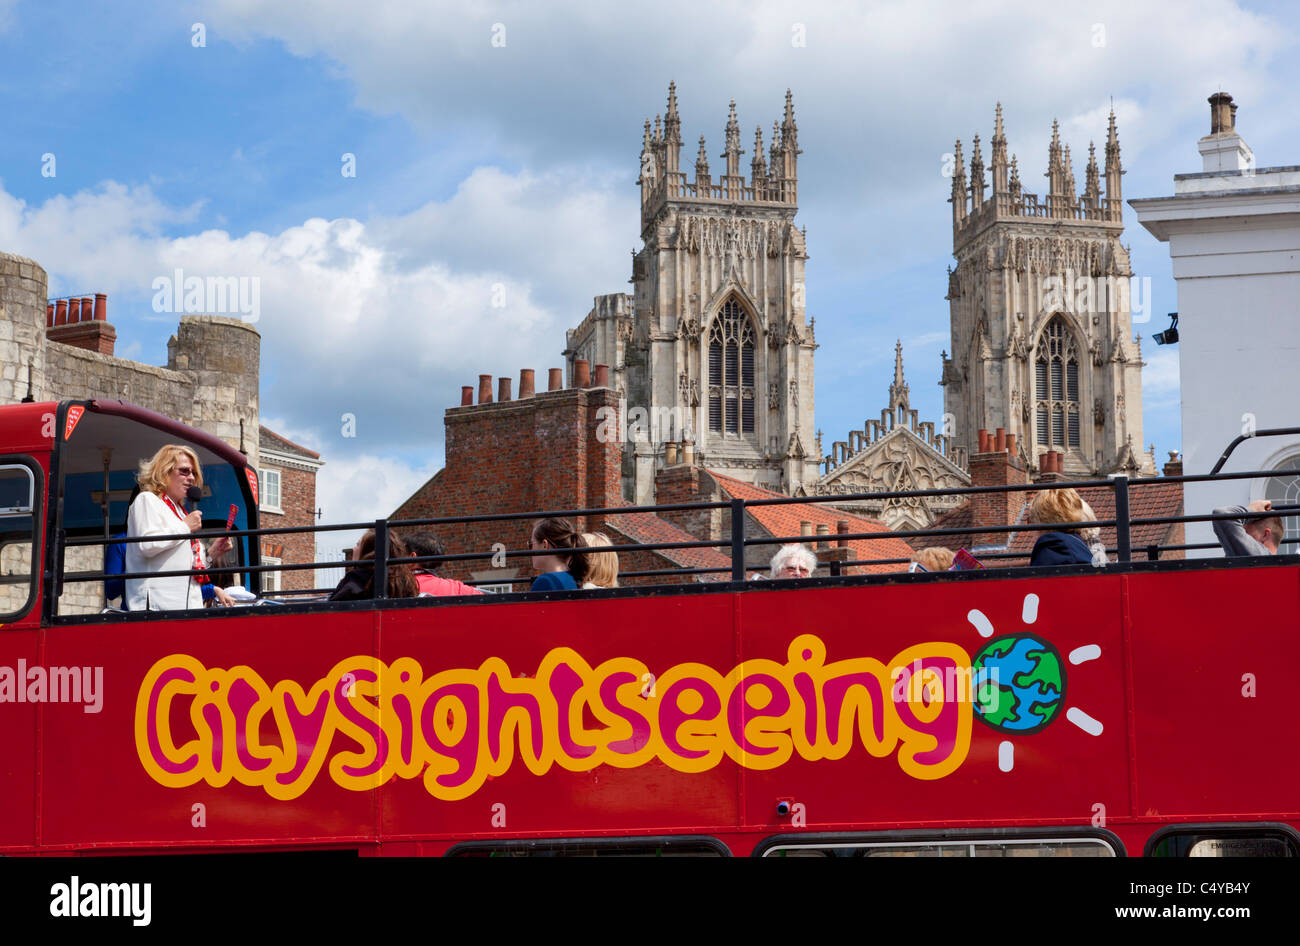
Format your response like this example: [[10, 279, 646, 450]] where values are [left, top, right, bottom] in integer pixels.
[[0, 401, 1296, 857]]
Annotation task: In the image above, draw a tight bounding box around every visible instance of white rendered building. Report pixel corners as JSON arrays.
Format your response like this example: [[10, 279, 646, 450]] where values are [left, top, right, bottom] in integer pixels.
[[1131, 93, 1300, 555]]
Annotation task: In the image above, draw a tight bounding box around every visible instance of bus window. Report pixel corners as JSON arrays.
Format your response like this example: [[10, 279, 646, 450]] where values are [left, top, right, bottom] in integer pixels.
[[760, 835, 1117, 857], [1148, 825, 1297, 857], [447, 837, 728, 857], [0, 463, 38, 622]]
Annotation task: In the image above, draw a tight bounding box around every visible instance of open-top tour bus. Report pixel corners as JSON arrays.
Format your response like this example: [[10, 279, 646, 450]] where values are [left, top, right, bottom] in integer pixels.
[[0, 399, 1296, 857]]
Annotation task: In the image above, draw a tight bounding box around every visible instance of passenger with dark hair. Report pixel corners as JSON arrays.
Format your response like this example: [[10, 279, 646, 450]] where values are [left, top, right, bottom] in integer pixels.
[[329, 530, 419, 601], [529, 517, 587, 591], [404, 531, 483, 596]]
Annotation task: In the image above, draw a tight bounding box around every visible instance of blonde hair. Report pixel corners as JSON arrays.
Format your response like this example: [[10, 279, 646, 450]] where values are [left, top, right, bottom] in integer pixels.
[[913, 547, 955, 571], [1077, 498, 1101, 545], [1028, 488, 1087, 529], [580, 532, 619, 588], [137, 444, 203, 497]]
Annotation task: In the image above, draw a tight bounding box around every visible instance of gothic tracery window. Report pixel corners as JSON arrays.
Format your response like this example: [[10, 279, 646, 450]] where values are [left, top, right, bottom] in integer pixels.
[[708, 297, 756, 435], [1035, 318, 1080, 450]]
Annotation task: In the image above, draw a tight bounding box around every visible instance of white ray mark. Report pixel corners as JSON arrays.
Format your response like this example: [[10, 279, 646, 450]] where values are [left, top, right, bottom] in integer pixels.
[[998, 740, 1014, 772], [967, 609, 995, 638], [1067, 707, 1104, 736], [1021, 593, 1039, 625], [1069, 644, 1102, 665]]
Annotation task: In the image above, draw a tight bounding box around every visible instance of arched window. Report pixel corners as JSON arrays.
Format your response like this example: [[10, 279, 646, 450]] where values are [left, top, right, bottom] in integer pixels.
[[1035, 318, 1080, 450], [708, 298, 756, 435], [1264, 454, 1300, 549]]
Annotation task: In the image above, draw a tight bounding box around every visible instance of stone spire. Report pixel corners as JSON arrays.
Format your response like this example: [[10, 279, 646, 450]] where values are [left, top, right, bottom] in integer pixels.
[[969, 134, 986, 209], [951, 138, 968, 228], [722, 99, 743, 181], [1047, 119, 1066, 197], [751, 125, 767, 193], [662, 81, 682, 181], [1105, 107, 1123, 206], [1009, 154, 1021, 202], [694, 135, 711, 188], [781, 88, 798, 152], [1084, 140, 1101, 207], [889, 339, 910, 413], [1063, 144, 1076, 200], [991, 102, 1008, 195]]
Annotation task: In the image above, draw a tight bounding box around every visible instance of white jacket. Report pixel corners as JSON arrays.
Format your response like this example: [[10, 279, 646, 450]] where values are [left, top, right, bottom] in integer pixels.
[[125, 491, 208, 611]]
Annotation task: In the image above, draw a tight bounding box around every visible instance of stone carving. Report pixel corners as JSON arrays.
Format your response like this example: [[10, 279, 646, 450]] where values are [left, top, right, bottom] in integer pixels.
[[788, 379, 798, 408], [768, 381, 780, 410]]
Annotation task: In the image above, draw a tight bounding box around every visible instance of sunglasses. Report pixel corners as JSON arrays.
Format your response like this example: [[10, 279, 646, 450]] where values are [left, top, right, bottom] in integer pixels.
[[173, 466, 195, 477]]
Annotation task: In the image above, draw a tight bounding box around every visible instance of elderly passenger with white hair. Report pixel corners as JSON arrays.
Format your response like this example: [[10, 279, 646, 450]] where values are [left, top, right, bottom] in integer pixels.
[[769, 543, 818, 579]]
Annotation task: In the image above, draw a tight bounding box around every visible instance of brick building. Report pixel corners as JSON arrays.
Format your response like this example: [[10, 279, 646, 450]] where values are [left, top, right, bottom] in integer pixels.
[[257, 426, 324, 592], [390, 362, 911, 588]]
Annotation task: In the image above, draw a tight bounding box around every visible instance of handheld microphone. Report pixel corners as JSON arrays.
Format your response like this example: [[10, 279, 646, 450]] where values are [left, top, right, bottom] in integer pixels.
[[185, 485, 203, 512]]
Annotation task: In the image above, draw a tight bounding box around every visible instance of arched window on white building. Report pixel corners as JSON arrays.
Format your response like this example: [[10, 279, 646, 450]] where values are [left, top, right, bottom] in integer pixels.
[[1264, 454, 1300, 550]]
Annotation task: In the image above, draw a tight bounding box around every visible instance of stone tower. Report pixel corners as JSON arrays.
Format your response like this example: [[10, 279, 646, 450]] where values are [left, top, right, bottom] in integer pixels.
[[570, 83, 818, 503], [941, 105, 1155, 476]]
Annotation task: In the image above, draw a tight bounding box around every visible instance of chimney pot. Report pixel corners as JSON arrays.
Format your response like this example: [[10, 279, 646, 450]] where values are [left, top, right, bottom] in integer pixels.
[[548, 368, 563, 392], [836, 519, 850, 547], [1006, 432, 1017, 454], [460, 386, 473, 406], [664, 441, 678, 466], [995, 427, 1006, 452], [977, 429, 990, 453], [815, 523, 830, 549], [498, 377, 512, 402], [68, 298, 82, 322], [593, 363, 610, 388], [681, 439, 695, 465], [94, 293, 107, 321], [80, 296, 93, 323], [478, 374, 493, 404], [46, 303, 54, 328], [1208, 91, 1235, 134], [55, 299, 67, 325], [519, 369, 536, 398], [574, 359, 590, 388], [800, 521, 813, 537]]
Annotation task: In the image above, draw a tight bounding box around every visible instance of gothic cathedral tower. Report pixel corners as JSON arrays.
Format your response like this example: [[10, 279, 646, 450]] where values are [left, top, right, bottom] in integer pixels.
[[941, 105, 1155, 477], [614, 83, 818, 500]]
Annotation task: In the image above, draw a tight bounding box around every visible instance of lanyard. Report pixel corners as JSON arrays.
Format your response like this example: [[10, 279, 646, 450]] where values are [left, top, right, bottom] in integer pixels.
[[161, 495, 210, 585]]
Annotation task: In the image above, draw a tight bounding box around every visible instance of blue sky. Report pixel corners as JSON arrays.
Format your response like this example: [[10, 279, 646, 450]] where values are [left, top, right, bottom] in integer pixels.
[[2, 0, 1297, 527]]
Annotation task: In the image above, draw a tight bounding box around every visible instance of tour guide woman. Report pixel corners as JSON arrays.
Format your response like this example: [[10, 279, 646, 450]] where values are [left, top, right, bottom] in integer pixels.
[[125, 444, 233, 610]]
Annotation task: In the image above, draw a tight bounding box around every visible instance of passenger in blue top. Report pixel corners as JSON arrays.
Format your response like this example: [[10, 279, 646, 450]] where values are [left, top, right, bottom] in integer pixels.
[[529, 517, 588, 591], [1027, 488, 1105, 567]]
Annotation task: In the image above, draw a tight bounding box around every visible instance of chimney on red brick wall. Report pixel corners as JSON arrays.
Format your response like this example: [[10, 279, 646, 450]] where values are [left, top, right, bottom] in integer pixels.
[[1163, 451, 1183, 477], [548, 368, 563, 392], [1035, 449, 1066, 483], [968, 428, 1029, 546], [46, 292, 116, 355], [574, 359, 590, 388], [460, 386, 473, 406], [593, 363, 610, 388], [478, 374, 493, 404], [497, 376, 512, 402], [519, 369, 535, 399]]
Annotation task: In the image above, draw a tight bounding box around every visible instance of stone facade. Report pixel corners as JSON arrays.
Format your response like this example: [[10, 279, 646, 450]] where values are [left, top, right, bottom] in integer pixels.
[[941, 105, 1156, 478], [813, 341, 971, 530], [566, 84, 818, 504]]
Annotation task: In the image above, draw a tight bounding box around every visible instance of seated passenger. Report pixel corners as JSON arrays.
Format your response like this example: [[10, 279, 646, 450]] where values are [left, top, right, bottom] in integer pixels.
[[580, 532, 619, 589], [329, 530, 418, 600], [1213, 499, 1283, 557], [103, 485, 140, 608], [126, 445, 233, 611], [404, 531, 483, 596], [911, 547, 955, 572], [770, 543, 817, 579], [1027, 488, 1095, 566], [529, 517, 588, 591]]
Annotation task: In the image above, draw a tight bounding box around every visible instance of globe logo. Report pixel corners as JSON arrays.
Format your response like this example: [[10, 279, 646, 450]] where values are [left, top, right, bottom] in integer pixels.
[[972, 633, 1066, 735]]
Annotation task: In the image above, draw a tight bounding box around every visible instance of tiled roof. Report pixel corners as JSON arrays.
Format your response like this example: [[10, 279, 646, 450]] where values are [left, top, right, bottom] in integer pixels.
[[259, 425, 321, 460], [708, 471, 914, 574], [910, 502, 976, 550], [608, 511, 733, 579]]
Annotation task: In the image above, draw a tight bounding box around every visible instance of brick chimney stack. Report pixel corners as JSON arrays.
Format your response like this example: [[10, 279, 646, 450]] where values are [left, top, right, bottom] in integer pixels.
[[968, 427, 1029, 546], [46, 292, 116, 355], [1163, 451, 1183, 477]]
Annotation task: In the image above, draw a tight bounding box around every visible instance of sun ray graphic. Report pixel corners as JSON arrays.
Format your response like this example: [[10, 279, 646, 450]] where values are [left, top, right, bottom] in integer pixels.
[[970, 593, 1103, 773]]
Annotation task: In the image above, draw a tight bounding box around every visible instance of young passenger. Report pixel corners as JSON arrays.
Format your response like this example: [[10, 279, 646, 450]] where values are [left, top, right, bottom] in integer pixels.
[[1213, 499, 1283, 557], [1026, 488, 1095, 566], [404, 531, 484, 596], [579, 532, 619, 589], [329, 530, 419, 600], [529, 517, 588, 591]]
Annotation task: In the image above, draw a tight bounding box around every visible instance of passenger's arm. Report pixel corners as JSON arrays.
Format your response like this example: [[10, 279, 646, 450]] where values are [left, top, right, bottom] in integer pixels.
[[128, 494, 191, 559], [1211, 506, 1258, 557]]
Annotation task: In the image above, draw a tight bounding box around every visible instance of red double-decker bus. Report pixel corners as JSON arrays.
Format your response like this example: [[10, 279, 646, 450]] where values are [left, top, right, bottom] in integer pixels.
[[0, 399, 1295, 857]]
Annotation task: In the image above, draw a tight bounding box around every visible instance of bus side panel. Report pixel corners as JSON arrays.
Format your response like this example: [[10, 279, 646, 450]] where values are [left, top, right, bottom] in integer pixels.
[[39, 608, 379, 850], [737, 576, 1130, 830], [0, 629, 40, 849], [378, 593, 742, 839], [1128, 566, 1300, 818]]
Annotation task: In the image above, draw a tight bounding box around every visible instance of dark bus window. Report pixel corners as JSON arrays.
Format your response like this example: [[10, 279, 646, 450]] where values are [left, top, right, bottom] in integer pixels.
[[448, 837, 728, 857], [0, 464, 38, 622], [1148, 826, 1297, 857], [763, 838, 1115, 857]]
